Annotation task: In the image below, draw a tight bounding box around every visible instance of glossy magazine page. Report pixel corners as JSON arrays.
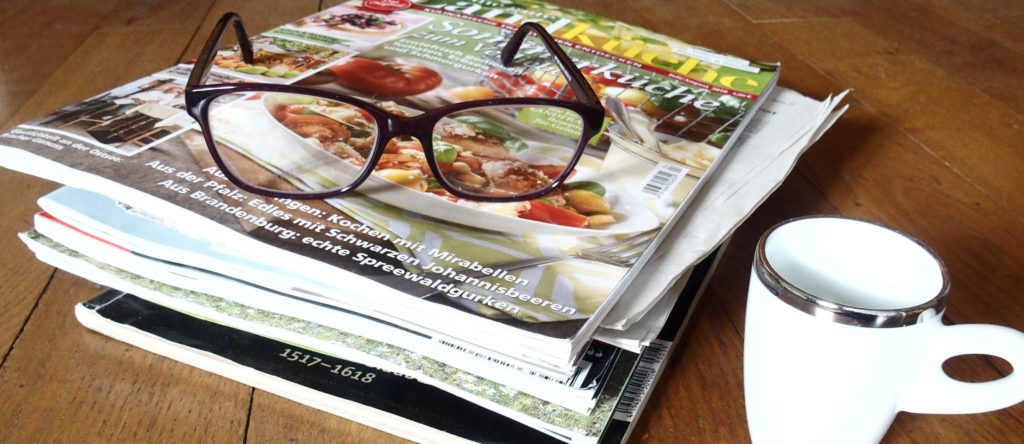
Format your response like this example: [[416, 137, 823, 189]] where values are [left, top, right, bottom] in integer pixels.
[[0, 0, 778, 364]]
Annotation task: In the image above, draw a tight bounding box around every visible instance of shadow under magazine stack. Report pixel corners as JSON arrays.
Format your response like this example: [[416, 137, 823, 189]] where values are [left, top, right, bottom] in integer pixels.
[[0, 0, 844, 442]]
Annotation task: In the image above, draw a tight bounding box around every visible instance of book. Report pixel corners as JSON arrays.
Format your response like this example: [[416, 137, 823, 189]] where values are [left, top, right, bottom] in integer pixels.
[[0, 0, 779, 372], [70, 246, 722, 443]]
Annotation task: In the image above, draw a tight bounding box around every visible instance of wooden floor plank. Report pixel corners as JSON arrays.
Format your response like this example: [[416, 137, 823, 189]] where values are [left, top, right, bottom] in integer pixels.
[[0, 0, 217, 376], [721, 0, 851, 21], [731, 7, 1024, 221], [248, 391, 409, 443], [832, 0, 1024, 118], [0, 169, 55, 360], [178, 0, 323, 62], [3, 0, 215, 127], [0, 0, 124, 126], [727, 0, 1024, 111], [909, 0, 1024, 55], [0, 272, 252, 443], [765, 18, 1024, 214]]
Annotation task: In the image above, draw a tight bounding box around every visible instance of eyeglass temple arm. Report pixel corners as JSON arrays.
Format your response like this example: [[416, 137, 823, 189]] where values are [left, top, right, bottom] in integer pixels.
[[500, 22, 602, 108], [187, 12, 254, 87]]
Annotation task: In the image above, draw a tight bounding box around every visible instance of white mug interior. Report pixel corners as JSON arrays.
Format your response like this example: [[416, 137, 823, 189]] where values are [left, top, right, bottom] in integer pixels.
[[764, 217, 945, 310]]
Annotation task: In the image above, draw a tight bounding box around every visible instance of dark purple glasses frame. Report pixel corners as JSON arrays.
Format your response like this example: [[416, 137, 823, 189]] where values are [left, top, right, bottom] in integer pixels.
[[184, 12, 606, 202]]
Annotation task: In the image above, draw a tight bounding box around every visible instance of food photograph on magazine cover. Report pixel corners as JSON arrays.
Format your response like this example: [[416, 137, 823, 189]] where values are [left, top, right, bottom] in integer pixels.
[[0, 0, 776, 342]]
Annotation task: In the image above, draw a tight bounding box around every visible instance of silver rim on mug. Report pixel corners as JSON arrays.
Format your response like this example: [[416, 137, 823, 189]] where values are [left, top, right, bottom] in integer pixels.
[[754, 215, 951, 328]]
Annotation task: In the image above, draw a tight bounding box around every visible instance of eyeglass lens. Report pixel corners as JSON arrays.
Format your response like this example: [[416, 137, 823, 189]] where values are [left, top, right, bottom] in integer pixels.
[[207, 91, 586, 199]]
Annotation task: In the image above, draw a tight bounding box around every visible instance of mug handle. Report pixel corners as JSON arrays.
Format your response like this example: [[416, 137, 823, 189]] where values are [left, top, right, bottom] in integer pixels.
[[900, 324, 1024, 414]]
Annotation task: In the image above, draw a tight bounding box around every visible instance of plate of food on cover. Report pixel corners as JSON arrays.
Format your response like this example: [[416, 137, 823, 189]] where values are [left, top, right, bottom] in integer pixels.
[[296, 10, 405, 35], [208, 92, 659, 237]]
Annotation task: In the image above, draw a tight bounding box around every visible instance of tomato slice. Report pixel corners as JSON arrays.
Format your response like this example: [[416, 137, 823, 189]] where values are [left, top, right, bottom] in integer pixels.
[[520, 199, 588, 227], [530, 164, 570, 180], [329, 58, 442, 97]]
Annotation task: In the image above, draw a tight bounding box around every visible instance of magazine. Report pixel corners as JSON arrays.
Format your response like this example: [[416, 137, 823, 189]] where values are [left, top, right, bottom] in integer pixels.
[[69, 248, 719, 443], [23, 228, 719, 442], [0, 0, 779, 370], [28, 204, 614, 413]]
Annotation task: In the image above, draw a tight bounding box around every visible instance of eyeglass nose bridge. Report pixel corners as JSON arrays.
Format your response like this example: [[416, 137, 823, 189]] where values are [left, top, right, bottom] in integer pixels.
[[380, 112, 438, 142], [374, 112, 444, 159]]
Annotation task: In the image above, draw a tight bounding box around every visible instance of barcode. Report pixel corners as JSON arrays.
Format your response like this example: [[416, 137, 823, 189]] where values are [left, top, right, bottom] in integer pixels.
[[436, 339, 566, 384], [613, 339, 671, 421], [641, 163, 686, 197]]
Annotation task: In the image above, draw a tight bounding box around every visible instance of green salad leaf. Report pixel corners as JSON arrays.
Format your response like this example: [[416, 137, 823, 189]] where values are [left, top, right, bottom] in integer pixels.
[[565, 181, 606, 196], [432, 139, 459, 164], [503, 138, 529, 152]]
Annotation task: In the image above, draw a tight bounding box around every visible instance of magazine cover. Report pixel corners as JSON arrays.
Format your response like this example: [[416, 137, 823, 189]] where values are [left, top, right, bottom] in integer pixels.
[[0, 0, 778, 360]]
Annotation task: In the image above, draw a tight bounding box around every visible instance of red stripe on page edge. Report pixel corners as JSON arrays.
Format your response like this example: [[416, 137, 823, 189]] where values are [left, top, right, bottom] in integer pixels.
[[38, 211, 131, 252]]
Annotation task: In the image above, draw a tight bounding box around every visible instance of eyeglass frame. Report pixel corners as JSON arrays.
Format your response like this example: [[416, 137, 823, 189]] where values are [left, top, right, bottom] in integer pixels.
[[184, 12, 606, 202]]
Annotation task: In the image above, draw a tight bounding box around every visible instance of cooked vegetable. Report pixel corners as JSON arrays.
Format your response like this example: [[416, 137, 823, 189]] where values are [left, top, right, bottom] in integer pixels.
[[565, 181, 606, 196], [236, 66, 269, 75], [377, 169, 428, 192], [565, 189, 611, 214], [520, 199, 589, 227], [587, 214, 617, 227]]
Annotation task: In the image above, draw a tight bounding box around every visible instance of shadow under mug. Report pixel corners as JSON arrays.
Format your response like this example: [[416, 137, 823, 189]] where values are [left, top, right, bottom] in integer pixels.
[[744, 216, 1024, 444]]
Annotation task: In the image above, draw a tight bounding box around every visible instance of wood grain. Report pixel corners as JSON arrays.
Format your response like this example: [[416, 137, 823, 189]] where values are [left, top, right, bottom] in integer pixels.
[[0, 0, 1022, 442], [247, 391, 410, 444], [0, 272, 251, 443]]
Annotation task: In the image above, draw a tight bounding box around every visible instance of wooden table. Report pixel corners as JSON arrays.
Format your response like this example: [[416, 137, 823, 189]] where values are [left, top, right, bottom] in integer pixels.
[[1, 1, 1022, 442]]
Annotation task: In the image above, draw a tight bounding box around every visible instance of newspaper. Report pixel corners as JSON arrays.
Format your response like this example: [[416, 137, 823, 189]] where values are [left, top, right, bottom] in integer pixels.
[[603, 88, 849, 329]]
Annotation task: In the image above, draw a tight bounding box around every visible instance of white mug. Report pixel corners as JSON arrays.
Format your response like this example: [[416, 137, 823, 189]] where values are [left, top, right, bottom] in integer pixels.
[[744, 216, 1024, 444]]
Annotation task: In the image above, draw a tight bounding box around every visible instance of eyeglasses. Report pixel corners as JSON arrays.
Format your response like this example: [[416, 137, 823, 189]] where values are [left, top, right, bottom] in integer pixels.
[[185, 12, 605, 202]]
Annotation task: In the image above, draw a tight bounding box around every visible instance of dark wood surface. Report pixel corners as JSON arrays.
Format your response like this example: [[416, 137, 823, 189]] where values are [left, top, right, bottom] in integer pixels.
[[1, 1, 1022, 442]]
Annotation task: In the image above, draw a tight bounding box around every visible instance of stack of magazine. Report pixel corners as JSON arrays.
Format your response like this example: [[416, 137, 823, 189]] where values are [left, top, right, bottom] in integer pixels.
[[0, 1, 846, 442]]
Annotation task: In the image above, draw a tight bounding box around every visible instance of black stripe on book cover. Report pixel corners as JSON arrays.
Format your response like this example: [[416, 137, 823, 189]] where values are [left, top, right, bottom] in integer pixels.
[[86, 290, 561, 444]]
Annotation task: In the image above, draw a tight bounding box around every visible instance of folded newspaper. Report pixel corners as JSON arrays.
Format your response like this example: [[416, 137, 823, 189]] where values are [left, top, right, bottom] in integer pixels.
[[0, 0, 787, 373]]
